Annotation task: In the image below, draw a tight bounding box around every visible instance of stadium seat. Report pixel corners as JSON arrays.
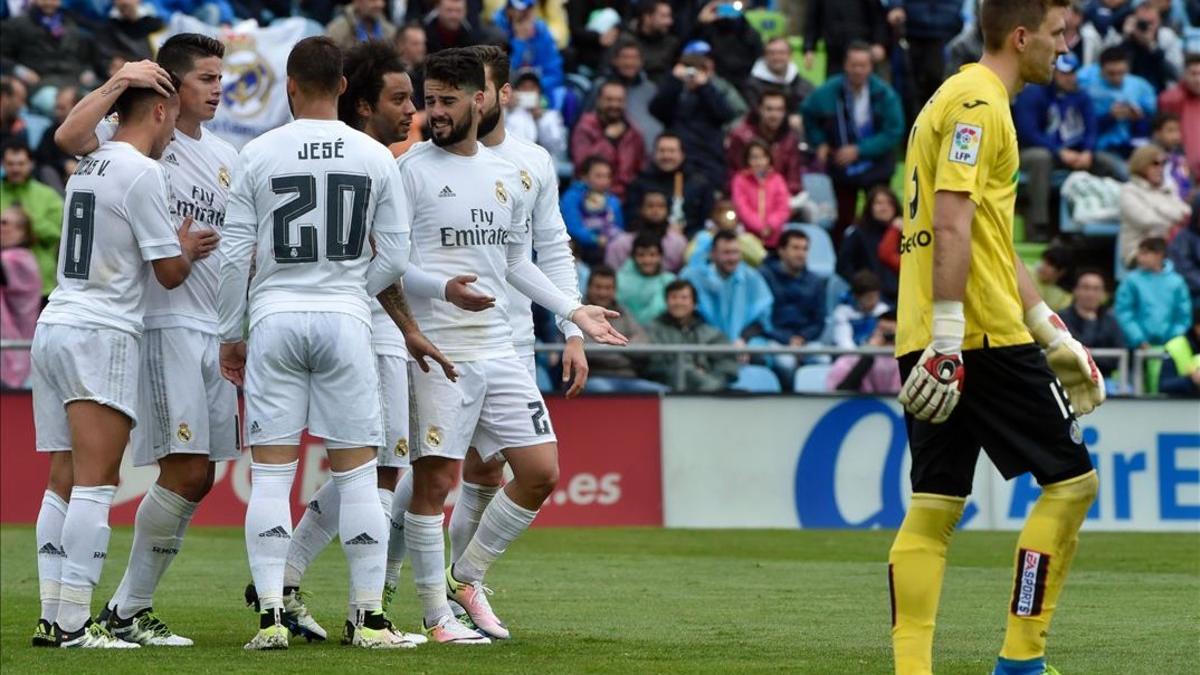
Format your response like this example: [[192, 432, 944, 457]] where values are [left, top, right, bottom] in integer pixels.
[[731, 364, 782, 393], [802, 173, 837, 230], [824, 273, 850, 316], [793, 364, 832, 393], [789, 223, 835, 278], [1059, 196, 1120, 237]]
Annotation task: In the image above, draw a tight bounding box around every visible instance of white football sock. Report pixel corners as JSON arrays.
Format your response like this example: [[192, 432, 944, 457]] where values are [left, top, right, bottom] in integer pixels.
[[108, 483, 197, 619], [385, 471, 413, 588], [58, 485, 116, 632], [283, 478, 338, 588], [453, 488, 537, 584], [448, 481, 499, 564], [35, 490, 68, 624], [245, 461, 297, 611], [405, 511, 451, 625], [334, 460, 386, 614]]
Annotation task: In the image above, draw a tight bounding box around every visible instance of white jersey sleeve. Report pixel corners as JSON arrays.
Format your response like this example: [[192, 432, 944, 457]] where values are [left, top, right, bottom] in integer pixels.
[[216, 149, 257, 342], [126, 165, 182, 260]]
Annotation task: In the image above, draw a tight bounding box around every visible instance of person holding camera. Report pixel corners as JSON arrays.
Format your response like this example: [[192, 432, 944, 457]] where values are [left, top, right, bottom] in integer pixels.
[[824, 310, 901, 394], [1120, 0, 1183, 92]]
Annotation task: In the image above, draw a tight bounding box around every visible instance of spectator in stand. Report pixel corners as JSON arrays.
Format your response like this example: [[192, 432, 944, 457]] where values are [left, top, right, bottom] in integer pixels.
[[681, 230, 774, 355], [1170, 198, 1200, 307], [580, 265, 668, 393], [762, 229, 827, 381], [1080, 46, 1157, 159], [825, 311, 901, 394], [624, 0, 678, 82], [887, 0, 963, 119], [33, 86, 79, 193], [617, 231, 676, 326], [488, 0, 569, 48], [1060, 269, 1127, 377], [650, 42, 741, 193], [1153, 113, 1192, 199], [506, 70, 568, 163], [1016, 53, 1127, 241], [0, 77, 31, 152], [592, 39, 661, 156], [1158, 53, 1200, 183], [686, 198, 766, 270], [731, 139, 790, 250], [945, 13, 983, 76], [746, 37, 813, 120], [646, 279, 739, 392], [0, 204, 41, 390], [1116, 237, 1193, 362], [624, 132, 713, 236], [727, 89, 807, 208], [0, 143, 60, 296], [877, 213, 902, 278], [607, 188, 688, 272], [802, 0, 887, 77], [494, 0, 565, 95], [97, 0, 164, 65], [802, 42, 905, 242], [1119, 0, 1182, 92], [1118, 144, 1192, 267], [1030, 246, 1075, 313], [397, 21, 428, 67], [570, 79, 644, 199], [830, 269, 890, 348], [565, 1, 627, 75], [1159, 308, 1200, 396], [327, 0, 398, 49], [0, 0, 98, 114], [424, 0, 496, 53], [689, 1, 763, 85], [1085, 0, 1134, 41], [561, 156, 624, 265], [1064, 1, 1090, 64], [837, 186, 900, 304]]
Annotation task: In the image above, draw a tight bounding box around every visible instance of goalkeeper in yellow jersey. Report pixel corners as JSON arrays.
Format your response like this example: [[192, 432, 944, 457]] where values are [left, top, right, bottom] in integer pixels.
[[890, 1, 1106, 674]]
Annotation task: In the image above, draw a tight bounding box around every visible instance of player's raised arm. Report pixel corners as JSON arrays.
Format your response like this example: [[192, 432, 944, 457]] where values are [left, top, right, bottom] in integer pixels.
[[55, 60, 176, 156]]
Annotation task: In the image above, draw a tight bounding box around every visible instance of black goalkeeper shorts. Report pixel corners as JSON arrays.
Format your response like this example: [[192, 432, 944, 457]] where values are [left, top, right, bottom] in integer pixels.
[[897, 344, 1094, 497]]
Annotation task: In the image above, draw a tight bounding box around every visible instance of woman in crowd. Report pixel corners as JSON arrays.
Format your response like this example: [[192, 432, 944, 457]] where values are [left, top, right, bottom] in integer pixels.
[[0, 204, 42, 389], [1119, 144, 1192, 267]]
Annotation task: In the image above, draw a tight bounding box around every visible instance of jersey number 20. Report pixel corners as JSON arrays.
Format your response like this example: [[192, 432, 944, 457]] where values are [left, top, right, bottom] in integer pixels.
[[270, 173, 371, 263]]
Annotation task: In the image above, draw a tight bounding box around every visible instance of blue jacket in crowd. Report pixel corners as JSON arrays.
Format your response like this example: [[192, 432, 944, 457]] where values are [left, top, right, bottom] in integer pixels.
[[893, 0, 963, 40], [680, 262, 774, 341], [759, 257, 827, 344], [493, 8, 564, 94], [1013, 83, 1098, 153], [1115, 267, 1193, 346], [1078, 64, 1157, 154], [559, 182, 624, 249]]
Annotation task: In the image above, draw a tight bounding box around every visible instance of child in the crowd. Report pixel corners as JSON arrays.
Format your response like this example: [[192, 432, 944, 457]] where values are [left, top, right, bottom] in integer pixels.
[[606, 188, 687, 272], [731, 139, 791, 249], [1152, 113, 1192, 199], [561, 155, 624, 265], [1029, 246, 1074, 312], [0, 205, 42, 389], [686, 199, 767, 270], [617, 232, 678, 326], [1116, 237, 1193, 351], [830, 269, 891, 349]]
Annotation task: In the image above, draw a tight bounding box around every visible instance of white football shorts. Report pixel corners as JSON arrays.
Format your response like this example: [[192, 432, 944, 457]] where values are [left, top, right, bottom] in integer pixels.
[[376, 353, 411, 468]]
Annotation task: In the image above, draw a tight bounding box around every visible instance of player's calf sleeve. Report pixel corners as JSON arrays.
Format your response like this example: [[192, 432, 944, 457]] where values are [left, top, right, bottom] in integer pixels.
[[454, 488, 537, 584], [888, 493, 966, 675], [405, 511, 451, 625], [385, 473, 414, 587], [109, 484, 197, 618], [245, 461, 298, 612], [333, 460, 387, 613], [59, 485, 117, 632], [448, 481, 500, 564], [35, 490, 68, 624], [1000, 470, 1099, 662], [283, 478, 339, 588]]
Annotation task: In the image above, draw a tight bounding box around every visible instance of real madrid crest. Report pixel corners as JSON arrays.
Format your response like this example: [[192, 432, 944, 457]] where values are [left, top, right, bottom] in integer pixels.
[[394, 438, 408, 457], [425, 425, 442, 448], [519, 170, 532, 192], [218, 166, 231, 190], [494, 180, 508, 205], [222, 34, 275, 121], [177, 423, 193, 443]]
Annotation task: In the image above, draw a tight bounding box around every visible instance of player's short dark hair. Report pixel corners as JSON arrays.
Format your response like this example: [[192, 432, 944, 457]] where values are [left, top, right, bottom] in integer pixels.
[[1099, 45, 1129, 66], [980, 0, 1071, 52], [778, 229, 809, 249], [664, 278, 696, 302], [845, 40, 873, 57], [1152, 111, 1181, 132], [340, 40, 408, 129], [468, 44, 511, 92], [114, 70, 182, 120], [580, 155, 612, 176], [589, 264, 617, 282], [713, 229, 739, 247], [423, 47, 485, 93], [1138, 237, 1167, 254], [1041, 246, 1072, 271], [632, 231, 664, 254], [1187, 52, 1200, 68], [851, 269, 882, 295], [158, 33, 225, 77], [288, 36, 344, 96]]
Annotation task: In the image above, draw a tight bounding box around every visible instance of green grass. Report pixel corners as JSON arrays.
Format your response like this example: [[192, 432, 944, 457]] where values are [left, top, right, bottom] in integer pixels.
[[2, 526, 1197, 673]]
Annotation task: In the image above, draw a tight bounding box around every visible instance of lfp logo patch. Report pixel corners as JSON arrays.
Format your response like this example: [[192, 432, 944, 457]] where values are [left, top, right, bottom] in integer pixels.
[[950, 123, 982, 166]]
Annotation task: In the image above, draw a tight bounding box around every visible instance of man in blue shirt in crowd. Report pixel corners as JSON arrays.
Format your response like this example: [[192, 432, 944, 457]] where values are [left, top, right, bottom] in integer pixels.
[[1079, 45, 1157, 159]]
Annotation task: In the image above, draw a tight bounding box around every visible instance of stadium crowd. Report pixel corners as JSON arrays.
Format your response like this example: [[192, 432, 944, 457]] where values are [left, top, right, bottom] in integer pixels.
[[1, 0, 1199, 396]]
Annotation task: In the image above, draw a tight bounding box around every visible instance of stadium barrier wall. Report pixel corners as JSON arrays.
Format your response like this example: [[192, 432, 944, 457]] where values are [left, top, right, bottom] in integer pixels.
[[662, 397, 1200, 532]]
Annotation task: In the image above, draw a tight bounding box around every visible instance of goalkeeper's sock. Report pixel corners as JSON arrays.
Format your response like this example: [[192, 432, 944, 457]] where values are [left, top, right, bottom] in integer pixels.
[[1000, 470, 1098, 661], [888, 493, 965, 675]]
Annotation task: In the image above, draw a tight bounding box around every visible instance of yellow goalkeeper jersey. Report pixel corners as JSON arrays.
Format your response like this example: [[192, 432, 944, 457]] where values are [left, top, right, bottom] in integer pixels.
[[896, 63, 1034, 357]]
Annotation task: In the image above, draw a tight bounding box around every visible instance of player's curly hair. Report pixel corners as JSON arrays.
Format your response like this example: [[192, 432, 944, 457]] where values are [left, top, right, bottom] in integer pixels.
[[980, 0, 1072, 52], [339, 40, 408, 130], [422, 48, 485, 93]]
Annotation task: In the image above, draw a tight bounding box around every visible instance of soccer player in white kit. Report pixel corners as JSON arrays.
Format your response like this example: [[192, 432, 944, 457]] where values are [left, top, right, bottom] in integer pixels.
[[53, 34, 239, 647], [399, 48, 627, 645], [215, 37, 415, 651], [30, 80, 212, 649]]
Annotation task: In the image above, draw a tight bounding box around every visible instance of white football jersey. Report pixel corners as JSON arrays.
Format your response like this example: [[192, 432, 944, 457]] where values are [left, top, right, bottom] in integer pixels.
[[371, 300, 408, 359], [98, 120, 237, 335], [219, 119, 411, 338], [399, 141, 527, 362], [38, 141, 181, 336], [488, 133, 582, 354]]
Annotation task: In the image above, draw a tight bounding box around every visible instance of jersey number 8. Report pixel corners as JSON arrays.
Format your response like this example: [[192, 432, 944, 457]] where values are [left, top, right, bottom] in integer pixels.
[[62, 191, 96, 279], [270, 173, 371, 263]]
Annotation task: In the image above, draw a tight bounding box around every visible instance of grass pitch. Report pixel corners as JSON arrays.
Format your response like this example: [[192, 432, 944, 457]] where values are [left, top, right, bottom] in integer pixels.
[[1, 526, 1197, 673]]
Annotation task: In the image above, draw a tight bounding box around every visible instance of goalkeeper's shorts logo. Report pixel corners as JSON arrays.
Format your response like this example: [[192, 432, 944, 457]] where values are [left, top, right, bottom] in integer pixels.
[[1011, 548, 1051, 617]]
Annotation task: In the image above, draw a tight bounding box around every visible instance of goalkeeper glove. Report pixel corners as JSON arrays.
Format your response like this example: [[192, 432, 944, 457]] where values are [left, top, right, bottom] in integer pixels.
[[899, 301, 966, 424], [1025, 302, 1106, 416]]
